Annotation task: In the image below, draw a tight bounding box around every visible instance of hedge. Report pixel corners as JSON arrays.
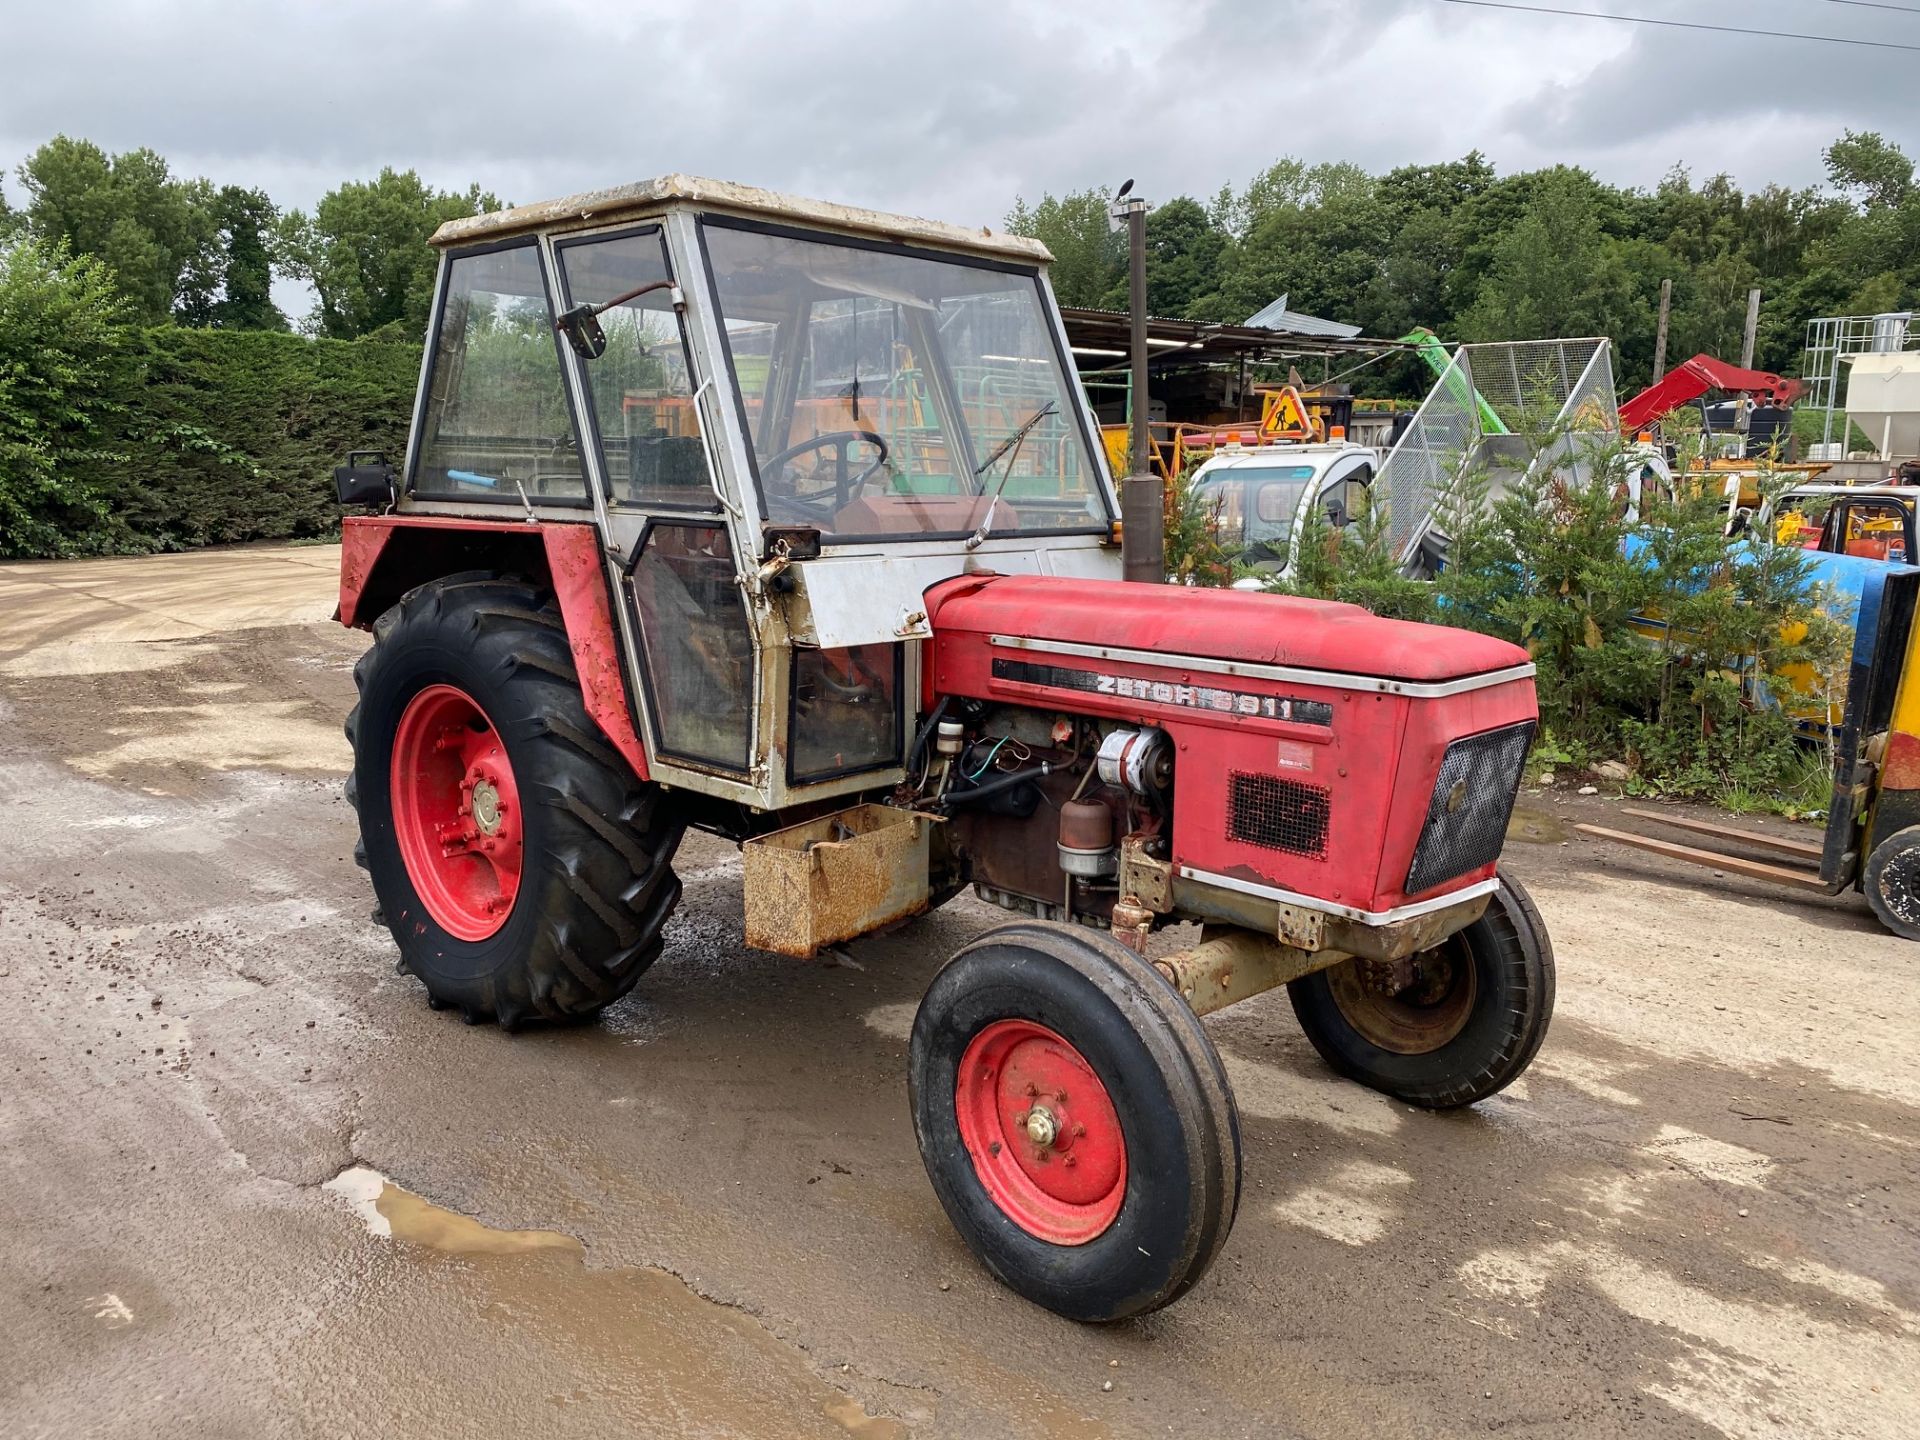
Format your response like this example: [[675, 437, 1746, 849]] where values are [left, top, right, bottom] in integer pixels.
[[85, 327, 421, 552]]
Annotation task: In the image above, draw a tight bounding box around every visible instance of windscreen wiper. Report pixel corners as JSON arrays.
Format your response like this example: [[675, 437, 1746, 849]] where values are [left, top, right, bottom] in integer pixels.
[[966, 400, 1057, 550]]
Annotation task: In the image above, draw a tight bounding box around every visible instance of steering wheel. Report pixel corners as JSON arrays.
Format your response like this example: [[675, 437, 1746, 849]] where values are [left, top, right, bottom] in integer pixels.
[[762, 431, 890, 521]]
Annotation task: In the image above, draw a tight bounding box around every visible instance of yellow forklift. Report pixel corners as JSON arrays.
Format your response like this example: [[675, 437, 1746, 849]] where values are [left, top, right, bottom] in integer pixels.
[[1579, 565, 1920, 938]]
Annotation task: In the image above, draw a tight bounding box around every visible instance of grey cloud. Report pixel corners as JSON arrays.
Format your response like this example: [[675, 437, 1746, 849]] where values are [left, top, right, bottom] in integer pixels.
[[0, 0, 1912, 232]]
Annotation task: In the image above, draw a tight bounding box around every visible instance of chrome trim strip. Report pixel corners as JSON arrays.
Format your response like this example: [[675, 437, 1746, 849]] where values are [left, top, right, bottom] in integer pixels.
[[1175, 866, 1500, 926], [986, 635, 1535, 699]]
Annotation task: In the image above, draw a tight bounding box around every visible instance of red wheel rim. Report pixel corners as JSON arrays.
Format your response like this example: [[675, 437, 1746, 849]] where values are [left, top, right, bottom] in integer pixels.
[[390, 684, 524, 942], [955, 1020, 1127, 1245]]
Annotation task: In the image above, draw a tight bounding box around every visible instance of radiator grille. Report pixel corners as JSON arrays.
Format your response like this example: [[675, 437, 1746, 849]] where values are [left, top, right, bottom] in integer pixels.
[[1405, 721, 1535, 894], [1228, 772, 1330, 858]]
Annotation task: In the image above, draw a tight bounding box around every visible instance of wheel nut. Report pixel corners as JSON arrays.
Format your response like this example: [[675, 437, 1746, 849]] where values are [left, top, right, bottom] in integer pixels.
[[1024, 1105, 1058, 1148]]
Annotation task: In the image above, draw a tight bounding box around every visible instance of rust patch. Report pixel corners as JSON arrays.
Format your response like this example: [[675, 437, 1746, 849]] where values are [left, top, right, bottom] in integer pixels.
[[1882, 729, 1920, 794], [743, 805, 931, 957]]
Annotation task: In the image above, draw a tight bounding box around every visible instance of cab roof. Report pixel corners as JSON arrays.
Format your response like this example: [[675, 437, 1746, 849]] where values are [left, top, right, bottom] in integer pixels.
[[430, 173, 1052, 264], [1194, 442, 1371, 474]]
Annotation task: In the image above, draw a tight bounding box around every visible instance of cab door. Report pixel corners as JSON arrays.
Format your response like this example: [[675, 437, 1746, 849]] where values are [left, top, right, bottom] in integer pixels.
[[548, 225, 765, 790]]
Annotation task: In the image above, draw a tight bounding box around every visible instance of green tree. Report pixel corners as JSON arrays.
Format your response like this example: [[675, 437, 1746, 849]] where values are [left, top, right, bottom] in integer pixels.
[[281, 169, 500, 339], [1826, 130, 1914, 210], [1133, 197, 1228, 317], [175, 185, 284, 331], [1459, 171, 1648, 349], [0, 237, 136, 556], [1004, 189, 1122, 309], [15, 136, 210, 325]]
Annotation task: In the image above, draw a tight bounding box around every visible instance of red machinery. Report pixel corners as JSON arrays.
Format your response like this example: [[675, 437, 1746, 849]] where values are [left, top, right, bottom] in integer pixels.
[[1619, 353, 1803, 433], [332, 176, 1554, 1323]]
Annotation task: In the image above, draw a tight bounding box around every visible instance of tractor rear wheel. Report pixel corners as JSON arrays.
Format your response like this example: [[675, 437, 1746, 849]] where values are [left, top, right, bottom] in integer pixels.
[[1287, 871, 1553, 1108], [347, 574, 684, 1028], [909, 921, 1241, 1321]]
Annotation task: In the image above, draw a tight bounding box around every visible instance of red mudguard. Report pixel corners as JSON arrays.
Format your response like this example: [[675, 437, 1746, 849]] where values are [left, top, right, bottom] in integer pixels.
[[339, 515, 650, 782]]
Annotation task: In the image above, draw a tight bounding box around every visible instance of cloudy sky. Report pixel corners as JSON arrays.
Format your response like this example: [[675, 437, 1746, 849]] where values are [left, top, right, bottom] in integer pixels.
[[2, 0, 1914, 230]]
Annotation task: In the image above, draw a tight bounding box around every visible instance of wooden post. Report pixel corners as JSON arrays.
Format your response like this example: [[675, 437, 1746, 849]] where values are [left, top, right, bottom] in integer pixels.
[[1740, 287, 1761, 370], [1652, 278, 1672, 383]]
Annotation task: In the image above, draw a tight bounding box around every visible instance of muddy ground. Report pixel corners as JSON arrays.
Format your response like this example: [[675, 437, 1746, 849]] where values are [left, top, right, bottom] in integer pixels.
[[0, 545, 1914, 1440]]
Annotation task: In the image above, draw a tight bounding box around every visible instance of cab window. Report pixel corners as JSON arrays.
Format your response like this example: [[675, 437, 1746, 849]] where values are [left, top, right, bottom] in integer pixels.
[[1832, 499, 1910, 562], [703, 219, 1106, 541], [412, 242, 585, 501], [554, 228, 715, 510]]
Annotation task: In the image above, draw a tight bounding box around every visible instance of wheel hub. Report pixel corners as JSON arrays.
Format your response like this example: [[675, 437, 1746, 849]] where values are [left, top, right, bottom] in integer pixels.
[[468, 776, 503, 834], [390, 684, 525, 942], [1327, 939, 1477, 1055], [955, 1019, 1127, 1245]]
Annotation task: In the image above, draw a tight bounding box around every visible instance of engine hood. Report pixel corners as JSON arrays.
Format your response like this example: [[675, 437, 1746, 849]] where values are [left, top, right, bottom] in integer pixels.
[[925, 574, 1530, 685]]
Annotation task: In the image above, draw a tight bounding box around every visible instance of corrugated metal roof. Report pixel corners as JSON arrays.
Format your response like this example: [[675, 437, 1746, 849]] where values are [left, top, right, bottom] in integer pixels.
[[1244, 293, 1363, 339]]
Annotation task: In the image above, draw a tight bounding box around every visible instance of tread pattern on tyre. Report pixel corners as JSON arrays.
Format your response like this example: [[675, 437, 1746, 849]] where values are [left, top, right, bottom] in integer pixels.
[[1864, 824, 1920, 941], [1288, 869, 1554, 1109], [346, 574, 684, 1028], [910, 920, 1242, 1321]]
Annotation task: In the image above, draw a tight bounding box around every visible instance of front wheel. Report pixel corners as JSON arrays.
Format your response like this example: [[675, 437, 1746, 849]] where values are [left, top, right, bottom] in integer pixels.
[[1864, 825, 1920, 941], [909, 922, 1241, 1321], [1288, 871, 1554, 1108]]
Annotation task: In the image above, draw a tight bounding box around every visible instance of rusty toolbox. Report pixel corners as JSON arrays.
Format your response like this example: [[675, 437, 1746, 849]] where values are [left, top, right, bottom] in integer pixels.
[[743, 804, 934, 957]]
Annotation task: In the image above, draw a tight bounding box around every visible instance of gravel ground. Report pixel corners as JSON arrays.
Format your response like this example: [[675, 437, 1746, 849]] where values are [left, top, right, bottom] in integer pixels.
[[1, 545, 1914, 1440]]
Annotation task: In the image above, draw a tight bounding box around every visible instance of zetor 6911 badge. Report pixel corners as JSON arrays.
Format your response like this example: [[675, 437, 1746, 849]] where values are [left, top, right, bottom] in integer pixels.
[[334, 175, 1552, 1322]]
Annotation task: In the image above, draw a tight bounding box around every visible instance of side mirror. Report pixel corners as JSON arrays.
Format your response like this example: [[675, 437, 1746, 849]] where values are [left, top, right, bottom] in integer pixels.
[[1322, 499, 1347, 527], [555, 304, 608, 360], [335, 451, 395, 507]]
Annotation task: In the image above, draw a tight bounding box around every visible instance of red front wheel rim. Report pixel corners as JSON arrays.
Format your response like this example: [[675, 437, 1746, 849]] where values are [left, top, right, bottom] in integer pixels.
[[955, 1019, 1127, 1245], [390, 684, 524, 942]]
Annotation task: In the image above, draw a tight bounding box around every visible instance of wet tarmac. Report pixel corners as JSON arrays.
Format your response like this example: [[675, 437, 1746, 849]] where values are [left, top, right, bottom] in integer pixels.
[[1, 545, 1915, 1439]]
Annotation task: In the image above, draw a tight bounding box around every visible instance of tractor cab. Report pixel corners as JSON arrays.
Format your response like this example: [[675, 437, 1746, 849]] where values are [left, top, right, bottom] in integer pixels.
[[354, 176, 1121, 816]]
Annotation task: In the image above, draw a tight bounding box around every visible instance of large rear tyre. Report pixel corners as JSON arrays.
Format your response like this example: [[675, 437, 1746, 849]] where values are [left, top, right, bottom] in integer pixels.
[[909, 921, 1241, 1321], [1288, 871, 1553, 1108], [1863, 825, 1920, 941], [347, 574, 684, 1028]]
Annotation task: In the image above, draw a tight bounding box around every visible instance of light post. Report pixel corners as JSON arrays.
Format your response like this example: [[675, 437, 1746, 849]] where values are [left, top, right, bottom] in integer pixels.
[[1110, 185, 1160, 583]]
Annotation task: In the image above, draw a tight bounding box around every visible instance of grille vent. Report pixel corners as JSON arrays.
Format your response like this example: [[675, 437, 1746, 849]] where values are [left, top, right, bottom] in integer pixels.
[[1405, 721, 1536, 894], [1228, 772, 1330, 858]]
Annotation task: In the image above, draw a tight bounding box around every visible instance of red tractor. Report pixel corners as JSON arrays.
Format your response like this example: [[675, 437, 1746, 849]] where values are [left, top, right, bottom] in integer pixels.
[[334, 176, 1553, 1321]]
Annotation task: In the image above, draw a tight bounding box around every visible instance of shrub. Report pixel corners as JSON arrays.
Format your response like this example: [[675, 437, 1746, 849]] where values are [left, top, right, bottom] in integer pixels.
[[1272, 412, 1843, 807], [90, 326, 420, 551], [0, 237, 137, 556]]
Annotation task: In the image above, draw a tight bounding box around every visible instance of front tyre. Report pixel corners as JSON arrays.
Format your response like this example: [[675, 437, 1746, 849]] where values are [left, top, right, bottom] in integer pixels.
[[1863, 824, 1920, 941], [1288, 870, 1554, 1108], [346, 575, 684, 1028], [909, 922, 1241, 1321]]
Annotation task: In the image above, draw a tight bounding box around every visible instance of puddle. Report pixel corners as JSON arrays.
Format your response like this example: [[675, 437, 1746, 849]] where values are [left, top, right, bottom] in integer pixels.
[[325, 1166, 581, 1255], [1506, 805, 1570, 844], [323, 1166, 913, 1438]]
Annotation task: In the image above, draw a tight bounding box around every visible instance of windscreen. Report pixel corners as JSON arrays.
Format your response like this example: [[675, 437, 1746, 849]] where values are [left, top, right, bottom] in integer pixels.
[[1195, 464, 1317, 559], [702, 221, 1107, 541]]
